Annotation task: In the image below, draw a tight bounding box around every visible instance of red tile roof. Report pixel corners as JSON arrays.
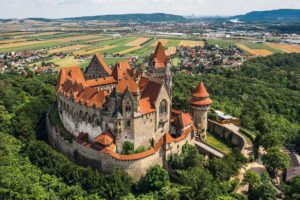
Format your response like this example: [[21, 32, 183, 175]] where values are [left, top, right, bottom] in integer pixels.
[[192, 81, 209, 98], [86, 90, 108, 108], [82, 76, 117, 87], [180, 112, 193, 127], [138, 76, 149, 91], [190, 81, 212, 107], [116, 73, 139, 94], [56, 67, 85, 92], [76, 87, 98, 105], [152, 42, 167, 69], [165, 126, 194, 144], [139, 97, 155, 114], [190, 98, 212, 106], [112, 60, 132, 81], [94, 131, 114, 146]]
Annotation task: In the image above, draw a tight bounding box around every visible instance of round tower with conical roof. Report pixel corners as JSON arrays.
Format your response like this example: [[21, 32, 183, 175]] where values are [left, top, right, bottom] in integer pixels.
[[189, 81, 212, 140]]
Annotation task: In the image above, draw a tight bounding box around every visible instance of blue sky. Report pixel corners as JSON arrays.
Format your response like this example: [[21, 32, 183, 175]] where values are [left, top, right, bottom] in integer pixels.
[[0, 0, 300, 18]]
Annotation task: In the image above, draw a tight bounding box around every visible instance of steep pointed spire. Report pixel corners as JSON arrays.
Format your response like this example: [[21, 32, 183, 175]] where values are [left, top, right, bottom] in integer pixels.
[[153, 42, 167, 64], [192, 81, 209, 98], [190, 81, 212, 106]]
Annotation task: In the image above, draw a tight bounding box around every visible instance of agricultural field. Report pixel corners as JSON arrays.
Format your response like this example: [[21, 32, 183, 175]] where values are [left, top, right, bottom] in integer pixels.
[[150, 39, 169, 46], [266, 43, 300, 53], [237, 43, 273, 56], [48, 44, 90, 54], [179, 40, 204, 47], [165, 47, 177, 56], [73, 46, 117, 55], [126, 37, 150, 46]]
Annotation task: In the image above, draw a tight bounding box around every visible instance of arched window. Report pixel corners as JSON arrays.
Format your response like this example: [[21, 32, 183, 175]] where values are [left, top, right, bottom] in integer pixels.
[[125, 103, 131, 112], [159, 100, 168, 114]]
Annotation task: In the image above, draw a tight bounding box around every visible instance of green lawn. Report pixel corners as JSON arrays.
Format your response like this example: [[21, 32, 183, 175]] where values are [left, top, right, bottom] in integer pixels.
[[104, 57, 129, 66], [172, 57, 181, 67], [165, 40, 181, 47], [141, 38, 155, 46], [205, 132, 233, 154], [128, 46, 155, 56]]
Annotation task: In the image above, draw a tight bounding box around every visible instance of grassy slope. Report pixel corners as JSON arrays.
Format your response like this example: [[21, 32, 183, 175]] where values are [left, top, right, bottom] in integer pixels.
[[206, 133, 233, 154]]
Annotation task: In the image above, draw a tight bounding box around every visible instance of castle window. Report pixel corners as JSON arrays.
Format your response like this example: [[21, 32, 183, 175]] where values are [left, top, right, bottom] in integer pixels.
[[125, 103, 131, 112], [159, 99, 167, 114], [126, 120, 131, 128]]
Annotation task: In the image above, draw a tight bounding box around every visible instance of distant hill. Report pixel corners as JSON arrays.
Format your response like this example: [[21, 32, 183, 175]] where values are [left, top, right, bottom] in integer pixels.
[[232, 9, 300, 22], [60, 13, 186, 22]]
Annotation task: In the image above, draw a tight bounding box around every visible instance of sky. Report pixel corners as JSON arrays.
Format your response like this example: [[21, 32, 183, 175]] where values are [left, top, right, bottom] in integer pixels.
[[0, 0, 300, 19]]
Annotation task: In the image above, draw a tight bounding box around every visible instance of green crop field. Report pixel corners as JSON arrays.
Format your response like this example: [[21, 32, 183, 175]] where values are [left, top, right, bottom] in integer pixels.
[[165, 39, 181, 47], [242, 42, 283, 53], [100, 46, 134, 54], [104, 57, 129, 66]]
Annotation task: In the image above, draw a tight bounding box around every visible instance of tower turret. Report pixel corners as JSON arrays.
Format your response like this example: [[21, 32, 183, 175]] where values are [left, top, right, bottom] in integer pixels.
[[148, 42, 173, 98], [189, 81, 212, 140]]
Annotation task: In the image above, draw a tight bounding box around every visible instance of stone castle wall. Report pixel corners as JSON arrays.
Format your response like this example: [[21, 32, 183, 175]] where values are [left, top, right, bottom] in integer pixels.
[[46, 114, 192, 180], [208, 120, 245, 149]]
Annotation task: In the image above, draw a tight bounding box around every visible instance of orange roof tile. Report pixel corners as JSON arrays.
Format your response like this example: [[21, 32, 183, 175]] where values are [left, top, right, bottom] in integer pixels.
[[56, 67, 85, 92], [86, 90, 108, 108], [95, 53, 112, 75], [139, 97, 155, 114], [193, 81, 209, 98], [112, 60, 132, 81], [76, 87, 98, 104], [94, 131, 114, 146], [138, 76, 149, 91], [190, 98, 212, 106], [152, 42, 167, 69], [180, 112, 193, 127], [116, 73, 139, 94], [82, 76, 117, 87], [166, 126, 194, 144]]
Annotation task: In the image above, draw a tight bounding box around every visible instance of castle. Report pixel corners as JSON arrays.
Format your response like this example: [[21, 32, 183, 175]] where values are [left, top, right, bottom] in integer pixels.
[[50, 42, 212, 179]]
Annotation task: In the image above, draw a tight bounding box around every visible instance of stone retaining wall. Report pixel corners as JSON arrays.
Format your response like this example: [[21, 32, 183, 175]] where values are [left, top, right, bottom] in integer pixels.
[[208, 120, 245, 150]]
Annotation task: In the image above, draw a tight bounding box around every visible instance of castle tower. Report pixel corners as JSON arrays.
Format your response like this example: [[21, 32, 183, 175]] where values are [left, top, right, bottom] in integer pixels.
[[189, 81, 212, 140], [148, 42, 172, 98]]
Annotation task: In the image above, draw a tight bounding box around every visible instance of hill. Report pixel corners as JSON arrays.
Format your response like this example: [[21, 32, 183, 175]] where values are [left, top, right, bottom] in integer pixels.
[[232, 9, 300, 22], [60, 13, 186, 22]]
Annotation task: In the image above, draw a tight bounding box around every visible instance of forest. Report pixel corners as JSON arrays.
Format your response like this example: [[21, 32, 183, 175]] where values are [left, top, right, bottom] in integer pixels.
[[173, 53, 300, 153], [0, 53, 300, 199]]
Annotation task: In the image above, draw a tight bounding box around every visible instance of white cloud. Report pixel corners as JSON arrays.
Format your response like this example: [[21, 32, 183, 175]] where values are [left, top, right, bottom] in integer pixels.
[[0, 0, 299, 18]]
